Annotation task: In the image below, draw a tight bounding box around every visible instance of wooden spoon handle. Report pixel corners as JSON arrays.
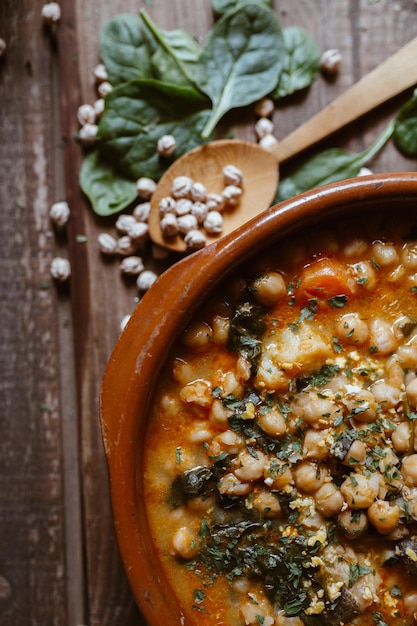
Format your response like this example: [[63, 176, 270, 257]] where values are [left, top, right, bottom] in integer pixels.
[[272, 36, 417, 164]]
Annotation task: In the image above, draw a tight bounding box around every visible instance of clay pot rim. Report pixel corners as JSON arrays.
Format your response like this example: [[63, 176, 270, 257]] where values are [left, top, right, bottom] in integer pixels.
[[100, 172, 417, 625]]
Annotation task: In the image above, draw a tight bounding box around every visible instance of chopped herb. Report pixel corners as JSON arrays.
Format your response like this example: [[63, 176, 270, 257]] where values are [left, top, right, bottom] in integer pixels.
[[390, 585, 402, 598], [348, 563, 373, 587], [328, 294, 348, 308], [372, 611, 388, 626], [175, 446, 182, 464], [369, 345, 379, 354]]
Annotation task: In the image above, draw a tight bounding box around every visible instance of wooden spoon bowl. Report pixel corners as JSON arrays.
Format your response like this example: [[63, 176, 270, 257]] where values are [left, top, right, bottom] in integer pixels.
[[148, 35, 417, 252]]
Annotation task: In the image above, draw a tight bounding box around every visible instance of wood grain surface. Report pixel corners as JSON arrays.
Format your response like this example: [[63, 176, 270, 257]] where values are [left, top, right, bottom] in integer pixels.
[[0, 0, 416, 624]]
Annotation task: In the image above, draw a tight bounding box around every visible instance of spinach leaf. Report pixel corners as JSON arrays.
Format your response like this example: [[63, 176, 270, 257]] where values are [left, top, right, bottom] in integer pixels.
[[99, 14, 154, 85], [139, 10, 201, 87], [196, 4, 284, 138], [393, 87, 417, 157], [275, 119, 394, 202], [211, 0, 272, 18], [272, 26, 321, 99], [96, 79, 212, 181], [227, 301, 266, 376], [79, 151, 137, 216]]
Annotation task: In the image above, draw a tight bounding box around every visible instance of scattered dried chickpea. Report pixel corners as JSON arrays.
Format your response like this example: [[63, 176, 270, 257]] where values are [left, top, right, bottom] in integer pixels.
[[93, 63, 108, 83], [259, 134, 278, 150], [49, 201, 70, 227], [77, 103, 96, 126], [136, 177, 157, 200], [78, 123, 98, 146], [157, 134, 176, 157], [255, 117, 274, 140], [320, 48, 342, 75], [254, 97, 274, 118], [41, 2, 61, 24], [136, 269, 158, 291], [50, 257, 71, 282], [97, 81, 113, 97], [119, 256, 144, 276], [98, 233, 118, 255]]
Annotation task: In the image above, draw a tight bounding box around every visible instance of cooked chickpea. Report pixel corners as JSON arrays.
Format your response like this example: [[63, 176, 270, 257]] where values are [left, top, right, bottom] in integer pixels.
[[263, 458, 293, 490], [171, 527, 199, 559], [367, 499, 400, 534], [343, 237, 368, 258], [172, 358, 195, 385], [401, 242, 417, 270], [338, 508, 368, 538], [292, 393, 340, 428], [179, 379, 212, 407], [371, 241, 399, 266], [343, 389, 377, 423], [391, 421, 412, 453], [401, 454, 417, 487], [404, 591, 417, 616], [252, 272, 286, 305], [233, 449, 267, 481], [248, 488, 282, 518], [314, 482, 345, 517], [369, 318, 398, 355], [371, 381, 401, 408], [340, 473, 379, 509], [293, 461, 328, 494], [257, 408, 287, 437], [218, 472, 251, 496], [211, 315, 230, 345], [208, 398, 232, 426], [396, 343, 417, 368], [406, 377, 417, 409], [344, 439, 366, 466], [303, 429, 331, 460], [353, 260, 377, 290], [208, 429, 245, 457], [182, 321, 212, 350], [335, 313, 369, 345]]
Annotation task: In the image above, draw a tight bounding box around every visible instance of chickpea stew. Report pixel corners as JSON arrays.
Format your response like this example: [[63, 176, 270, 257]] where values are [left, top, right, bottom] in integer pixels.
[[143, 213, 417, 626]]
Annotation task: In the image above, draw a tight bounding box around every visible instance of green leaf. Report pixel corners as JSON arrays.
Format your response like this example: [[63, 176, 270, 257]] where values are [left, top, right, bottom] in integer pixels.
[[139, 10, 201, 87], [197, 4, 284, 138], [79, 151, 138, 216], [275, 119, 395, 202], [96, 78, 212, 181], [211, 0, 272, 18], [99, 14, 154, 85], [393, 87, 417, 156], [271, 26, 321, 99]]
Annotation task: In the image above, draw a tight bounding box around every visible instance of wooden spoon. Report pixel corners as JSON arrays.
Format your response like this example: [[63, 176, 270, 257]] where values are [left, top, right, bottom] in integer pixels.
[[149, 36, 417, 252]]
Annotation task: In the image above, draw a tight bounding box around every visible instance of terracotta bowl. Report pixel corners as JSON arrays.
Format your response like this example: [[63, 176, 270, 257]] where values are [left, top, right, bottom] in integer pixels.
[[100, 172, 417, 624]]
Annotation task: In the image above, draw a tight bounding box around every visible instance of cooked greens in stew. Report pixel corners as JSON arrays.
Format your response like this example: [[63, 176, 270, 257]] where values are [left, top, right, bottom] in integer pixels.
[[144, 213, 417, 625]]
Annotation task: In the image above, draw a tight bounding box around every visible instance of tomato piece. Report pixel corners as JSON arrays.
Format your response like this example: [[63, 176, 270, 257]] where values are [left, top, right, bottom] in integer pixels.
[[296, 257, 356, 304]]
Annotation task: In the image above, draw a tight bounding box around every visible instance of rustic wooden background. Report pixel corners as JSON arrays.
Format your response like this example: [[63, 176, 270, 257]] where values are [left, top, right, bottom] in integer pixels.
[[1, 0, 417, 624]]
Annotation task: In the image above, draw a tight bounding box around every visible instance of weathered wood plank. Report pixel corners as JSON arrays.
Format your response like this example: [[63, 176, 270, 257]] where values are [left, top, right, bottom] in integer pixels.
[[0, 0, 72, 624]]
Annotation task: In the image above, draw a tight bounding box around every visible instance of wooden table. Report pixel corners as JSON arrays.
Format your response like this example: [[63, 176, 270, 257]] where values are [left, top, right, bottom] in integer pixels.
[[1, 1, 416, 624]]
